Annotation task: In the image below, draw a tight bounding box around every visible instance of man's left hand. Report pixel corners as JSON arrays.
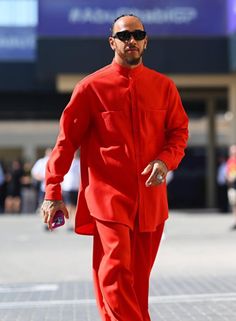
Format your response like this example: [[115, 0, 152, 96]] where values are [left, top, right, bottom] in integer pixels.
[[142, 160, 168, 187]]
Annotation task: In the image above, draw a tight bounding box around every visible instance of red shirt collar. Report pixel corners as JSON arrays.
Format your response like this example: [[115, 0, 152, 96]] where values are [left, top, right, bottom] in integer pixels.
[[111, 59, 144, 77]]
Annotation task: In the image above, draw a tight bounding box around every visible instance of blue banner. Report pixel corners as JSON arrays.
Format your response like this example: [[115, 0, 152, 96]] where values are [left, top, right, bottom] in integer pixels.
[[0, 0, 37, 61], [0, 27, 36, 61], [228, 0, 236, 33], [38, 0, 227, 37]]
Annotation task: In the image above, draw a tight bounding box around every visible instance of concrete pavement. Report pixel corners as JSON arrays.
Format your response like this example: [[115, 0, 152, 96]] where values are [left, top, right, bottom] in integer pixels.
[[0, 210, 236, 321]]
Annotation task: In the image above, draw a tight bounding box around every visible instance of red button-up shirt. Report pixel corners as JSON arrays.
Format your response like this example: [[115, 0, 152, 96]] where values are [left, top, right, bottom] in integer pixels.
[[45, 60, 188, 234]]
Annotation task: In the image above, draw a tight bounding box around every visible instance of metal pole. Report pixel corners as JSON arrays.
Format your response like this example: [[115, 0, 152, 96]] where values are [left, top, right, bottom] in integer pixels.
[[206, 98, 216, 208]]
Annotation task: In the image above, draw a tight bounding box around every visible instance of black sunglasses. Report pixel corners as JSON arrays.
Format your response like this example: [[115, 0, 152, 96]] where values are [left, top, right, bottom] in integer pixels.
[[112, 30, 146, 41]]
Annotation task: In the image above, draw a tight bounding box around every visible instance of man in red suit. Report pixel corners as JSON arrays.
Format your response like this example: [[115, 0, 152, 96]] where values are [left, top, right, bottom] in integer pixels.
[[41, 14, 188, 321]]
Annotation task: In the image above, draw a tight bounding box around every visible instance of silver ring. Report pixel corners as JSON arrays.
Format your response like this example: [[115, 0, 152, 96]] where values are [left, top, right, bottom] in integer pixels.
[[157, 174, 163, 181]]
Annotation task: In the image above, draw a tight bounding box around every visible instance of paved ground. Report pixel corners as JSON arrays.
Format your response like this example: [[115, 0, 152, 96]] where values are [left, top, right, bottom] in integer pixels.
[[0, 210, 236, 321]]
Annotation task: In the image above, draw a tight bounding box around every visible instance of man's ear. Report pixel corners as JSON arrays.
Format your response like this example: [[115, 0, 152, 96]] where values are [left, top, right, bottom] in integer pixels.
[[144, 37, 148, 50], [109, 37, 115, 51]]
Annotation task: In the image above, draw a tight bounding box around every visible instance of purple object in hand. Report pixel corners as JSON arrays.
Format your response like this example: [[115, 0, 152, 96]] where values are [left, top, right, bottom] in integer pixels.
[[52, 210, 65, 229]]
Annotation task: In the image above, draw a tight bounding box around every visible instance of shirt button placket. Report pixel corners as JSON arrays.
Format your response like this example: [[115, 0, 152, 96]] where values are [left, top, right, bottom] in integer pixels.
[[129, 75, 142, 222], [129, 77, 140, 158]]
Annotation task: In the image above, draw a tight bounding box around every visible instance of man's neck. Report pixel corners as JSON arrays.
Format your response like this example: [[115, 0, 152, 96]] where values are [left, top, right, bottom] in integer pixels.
[[114, 56, 142, 69]]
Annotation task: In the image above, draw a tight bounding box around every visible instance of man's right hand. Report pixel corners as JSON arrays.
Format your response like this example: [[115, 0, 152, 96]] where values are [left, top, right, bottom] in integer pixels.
[[41, 200, 69, 231]]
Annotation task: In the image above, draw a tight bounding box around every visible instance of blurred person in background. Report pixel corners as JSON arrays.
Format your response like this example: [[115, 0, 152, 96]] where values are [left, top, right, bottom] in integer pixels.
[[31, 148, 52, 211], [21, 161, 37, 213], [62, 152, 80, 231], [216, 155, 228, 213], [41, 14, 188, 321], [4, 160, 24, 213], [226, 144, 236, 229], [166, 170, 174, 185]]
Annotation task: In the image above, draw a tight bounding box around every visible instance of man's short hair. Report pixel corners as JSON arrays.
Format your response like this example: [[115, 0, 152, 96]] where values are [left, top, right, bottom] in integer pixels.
[[110, 14, 145, 35]]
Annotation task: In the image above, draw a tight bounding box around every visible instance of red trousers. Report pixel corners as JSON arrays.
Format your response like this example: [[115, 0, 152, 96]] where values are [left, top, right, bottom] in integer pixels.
[[92, 219, 164, 321]]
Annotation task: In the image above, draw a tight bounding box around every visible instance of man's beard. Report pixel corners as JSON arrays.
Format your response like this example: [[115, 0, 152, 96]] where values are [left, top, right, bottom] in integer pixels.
[[126, 56, 142, 65], [125, 48, 144, 66]]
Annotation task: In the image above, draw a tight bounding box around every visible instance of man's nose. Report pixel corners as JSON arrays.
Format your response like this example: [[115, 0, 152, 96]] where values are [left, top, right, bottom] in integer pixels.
[[128, 35, 136, 43]]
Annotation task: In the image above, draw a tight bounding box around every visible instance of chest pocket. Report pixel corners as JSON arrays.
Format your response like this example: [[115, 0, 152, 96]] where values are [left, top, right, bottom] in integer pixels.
[[95, 111, 126, 145]]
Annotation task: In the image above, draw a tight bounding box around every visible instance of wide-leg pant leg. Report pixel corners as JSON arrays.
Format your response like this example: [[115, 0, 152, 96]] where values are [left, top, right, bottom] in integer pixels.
[[131, 223, 165, 321], [93, 220, 144, 321], [93, 226, 112, 321]]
